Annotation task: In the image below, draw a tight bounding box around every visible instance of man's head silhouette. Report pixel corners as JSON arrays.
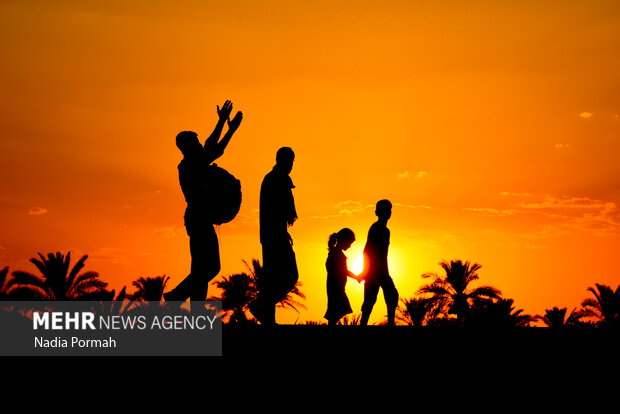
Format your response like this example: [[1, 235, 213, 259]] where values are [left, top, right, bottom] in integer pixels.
[[176, 131, 202, 157], [276, 147, 295, 174], [375, 199, 392, 222]]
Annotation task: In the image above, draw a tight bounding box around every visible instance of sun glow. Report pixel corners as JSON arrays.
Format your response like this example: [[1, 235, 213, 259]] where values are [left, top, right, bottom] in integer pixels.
[[349, 250, 403, 280], [352, 254, 364, 275]]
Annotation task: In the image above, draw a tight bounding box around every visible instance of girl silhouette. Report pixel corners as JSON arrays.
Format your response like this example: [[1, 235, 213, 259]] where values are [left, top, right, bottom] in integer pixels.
[[324, 228, 363, 325]]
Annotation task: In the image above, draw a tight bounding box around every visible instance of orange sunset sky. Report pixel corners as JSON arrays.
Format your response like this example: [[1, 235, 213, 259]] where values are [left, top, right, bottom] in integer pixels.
[[1, 0, 618, 324]]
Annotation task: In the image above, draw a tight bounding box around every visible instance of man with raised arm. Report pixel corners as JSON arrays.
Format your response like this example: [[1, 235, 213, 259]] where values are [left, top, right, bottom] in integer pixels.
[[164, 100, 243, 307]]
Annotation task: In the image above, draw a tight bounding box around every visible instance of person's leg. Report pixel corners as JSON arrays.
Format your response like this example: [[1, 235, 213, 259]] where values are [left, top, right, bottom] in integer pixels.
[[165, 224, 220, 305], [273, 242, 299, 304], [249, 243, 275, 325], [381, 276, 399, 326], [361, 279, 380, 325], [271, 240, 299, 325], [164, 224, 198, 302], [189, 224, 220, 302]]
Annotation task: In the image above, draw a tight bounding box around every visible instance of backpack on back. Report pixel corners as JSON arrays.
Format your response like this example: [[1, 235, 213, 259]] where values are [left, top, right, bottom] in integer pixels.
[[204, 163, 242, 225]]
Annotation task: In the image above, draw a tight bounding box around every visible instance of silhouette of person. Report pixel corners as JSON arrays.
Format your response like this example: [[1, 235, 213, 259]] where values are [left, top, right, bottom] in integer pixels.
[[324, 228, 363, 325], [359, 199, 399, 326], [164, 100, 243, 308], [250, 147, 298, 325]]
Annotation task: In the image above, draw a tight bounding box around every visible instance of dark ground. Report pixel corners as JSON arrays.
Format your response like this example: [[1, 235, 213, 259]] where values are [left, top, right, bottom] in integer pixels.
[[222, 324, 619, 361]]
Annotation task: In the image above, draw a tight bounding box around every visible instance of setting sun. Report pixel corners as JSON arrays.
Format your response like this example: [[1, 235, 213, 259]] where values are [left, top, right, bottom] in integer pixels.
[[352, 254, 364, 276]]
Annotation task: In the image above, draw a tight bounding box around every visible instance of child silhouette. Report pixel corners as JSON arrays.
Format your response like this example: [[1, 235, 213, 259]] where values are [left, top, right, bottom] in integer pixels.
[[359, 199, 399, 326], [324, 228, 363, 325]]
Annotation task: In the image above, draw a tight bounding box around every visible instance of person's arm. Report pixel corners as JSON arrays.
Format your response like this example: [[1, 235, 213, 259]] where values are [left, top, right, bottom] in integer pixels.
[[204, 100, 233, 153], [214, 110, 243, 156], [347, 270, 364, 283]]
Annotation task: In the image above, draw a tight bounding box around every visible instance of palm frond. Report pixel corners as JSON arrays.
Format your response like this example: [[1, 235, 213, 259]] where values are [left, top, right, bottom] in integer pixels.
[[398, 297, 432, 326], [30, 254, 49, 277], [69, 277, 108, 298], [416, 284, 452, 297], [468, 285, 502, 300], [66, 271, 105, 298], [7, 285, 49, 300], [7, 271, 46, 289], [67, 254, 88, 290]]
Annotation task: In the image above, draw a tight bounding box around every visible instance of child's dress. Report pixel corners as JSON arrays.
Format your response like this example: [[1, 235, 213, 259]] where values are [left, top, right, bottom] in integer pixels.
[[324, 249, 353, 322]]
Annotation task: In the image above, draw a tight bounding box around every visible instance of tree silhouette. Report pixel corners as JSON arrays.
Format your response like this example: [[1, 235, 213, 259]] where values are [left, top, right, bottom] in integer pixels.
[[536, 307, 584, 328], [464, 298, 534, 327], [397, 297, 432, 327], [212, 272, 254, 325], [244, 258, 306, 315], [210, 259, 306, 324], [87, 286, 130, 316], [417, 260, 501, 325], [7, 252, 107, 300], [581, 283, 620, 328], [130, 275, 169, 302]]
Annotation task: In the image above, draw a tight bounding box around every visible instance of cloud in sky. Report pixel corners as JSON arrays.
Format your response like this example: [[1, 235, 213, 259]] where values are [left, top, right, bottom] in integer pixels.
[[397, 171, 428, 180], [333, 200, 363, 209], [464, 207, 520, 217], [307, 200, 372, 220], [28, 207, 47, 215], [500, 192, 534, 197], [466, 195, 619, 237], [518, 196, 612, 210], [509, 242, 548, 250], [394, 203, 433, 210], [579, 112, 593, 119]]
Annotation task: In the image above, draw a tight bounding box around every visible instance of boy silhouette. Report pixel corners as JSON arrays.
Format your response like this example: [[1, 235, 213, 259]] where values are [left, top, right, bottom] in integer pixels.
[[359, 199, 399, 326]]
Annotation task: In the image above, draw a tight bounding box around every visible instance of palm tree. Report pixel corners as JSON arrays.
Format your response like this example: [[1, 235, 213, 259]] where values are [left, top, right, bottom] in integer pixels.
[[537, 307, 584, 328], [417, 259, 501, 324], [7, 252, 107, 300], [581, 283, 620, 328], [243, 258, 307, 315], [210, 259, 306, 324], [88, 286, 129, 315], [130, 275, 169, 302], [465, 298, 535, 327], [397, 297, 432, 327], [212, 272, 254, 324]]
